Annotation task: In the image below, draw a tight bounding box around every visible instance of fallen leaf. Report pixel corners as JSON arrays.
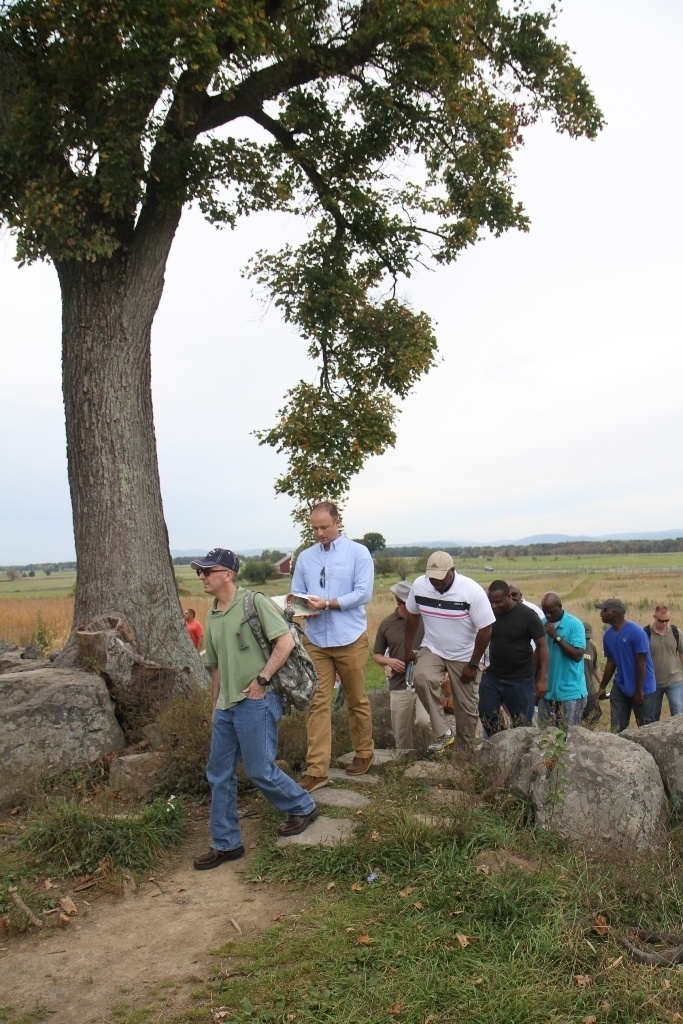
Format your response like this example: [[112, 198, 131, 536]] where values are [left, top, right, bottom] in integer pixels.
[[272, 914, 284, 922], [474, 977, 483, 986], [599, 1003, 611, 1013], [345, 927, 355, 933], [449, 910, 464, 917], [593, 913, 609, 936], [476, 864, 491, 876], [387, 1002, 404, 1015], [398, 886, 415, 898], [661, 979, 672, 990], [356, 934, 371, 945], [413, 902, 425, 912], [351, 882, 363, 893], [424, 1016, 438, 1023], [10, 807, 20, 815], [42, 879, 55, 890], [211, 1009, 230, 1023], [229, 917, 242, 935], [371, 830, 381, 842], [455, 933, 470, 949], [176, 887, 186, 893], [326, 882, 336, 891], [58, 913, 71, 924], [583, 1017, 597, 1024], [59, 897, 78, 916], [573, 975, 591, 987], [248, 842, 259, 850]]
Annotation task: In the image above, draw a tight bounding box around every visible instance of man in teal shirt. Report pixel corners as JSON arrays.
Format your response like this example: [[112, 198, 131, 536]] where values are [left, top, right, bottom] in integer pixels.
[[191, 548, 317, 869], [538, 592, 587, 729]]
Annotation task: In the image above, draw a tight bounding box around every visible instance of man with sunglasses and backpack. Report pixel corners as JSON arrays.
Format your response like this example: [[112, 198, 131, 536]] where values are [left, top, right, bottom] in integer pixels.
[[190, 548, 318, 869]]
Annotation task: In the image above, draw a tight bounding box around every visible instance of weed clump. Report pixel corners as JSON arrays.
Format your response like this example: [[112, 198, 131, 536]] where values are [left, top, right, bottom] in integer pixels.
[[18, 796, 185, 873]]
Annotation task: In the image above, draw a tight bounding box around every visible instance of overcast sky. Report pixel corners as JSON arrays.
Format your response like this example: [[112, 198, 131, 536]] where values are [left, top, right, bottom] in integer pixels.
[[1, 0, 682, 564]]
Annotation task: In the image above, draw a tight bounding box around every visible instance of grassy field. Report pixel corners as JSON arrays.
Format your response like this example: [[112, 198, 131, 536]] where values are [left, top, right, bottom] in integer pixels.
[[1, 558, 683, 655]]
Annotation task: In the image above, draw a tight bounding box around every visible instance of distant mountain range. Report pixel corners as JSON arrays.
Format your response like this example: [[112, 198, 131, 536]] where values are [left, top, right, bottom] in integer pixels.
[[171, 529, 683, 558]]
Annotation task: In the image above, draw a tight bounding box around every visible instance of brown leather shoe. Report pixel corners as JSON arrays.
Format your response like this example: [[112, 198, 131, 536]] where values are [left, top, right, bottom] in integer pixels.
[[277, 808, 319, 837], [345, 755, 374, 776], [193, 845, 245, 870], [299, 774, 329, 792]]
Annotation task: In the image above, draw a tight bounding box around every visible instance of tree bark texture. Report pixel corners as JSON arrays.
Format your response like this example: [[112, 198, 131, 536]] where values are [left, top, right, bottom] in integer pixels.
[[55, 211, 205, 690]]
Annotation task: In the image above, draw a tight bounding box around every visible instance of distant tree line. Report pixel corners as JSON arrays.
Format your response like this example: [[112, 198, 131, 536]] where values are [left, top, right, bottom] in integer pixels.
[[382, 539, 683, 559]]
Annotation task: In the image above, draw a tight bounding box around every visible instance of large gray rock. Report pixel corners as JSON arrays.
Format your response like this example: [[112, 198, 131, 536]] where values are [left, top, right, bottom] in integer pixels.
[[480, 727, 667, 853], [0, 668, 125, 804], [621, 715, 683, 809]]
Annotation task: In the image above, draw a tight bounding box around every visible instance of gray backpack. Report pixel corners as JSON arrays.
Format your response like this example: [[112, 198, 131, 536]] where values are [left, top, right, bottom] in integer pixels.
[[241, 592, 319, 714]]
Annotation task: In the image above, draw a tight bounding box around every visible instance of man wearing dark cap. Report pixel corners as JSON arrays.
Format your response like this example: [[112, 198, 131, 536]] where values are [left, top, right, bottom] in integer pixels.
[[596, 598, 657, 732], [404, 552, 494, 753], [190, 548, 317, 869], [373, 581, 426, 750]]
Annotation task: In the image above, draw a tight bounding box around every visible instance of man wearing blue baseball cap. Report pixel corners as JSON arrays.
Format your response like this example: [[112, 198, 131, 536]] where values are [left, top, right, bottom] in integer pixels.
[[190, 548, 317, 868]]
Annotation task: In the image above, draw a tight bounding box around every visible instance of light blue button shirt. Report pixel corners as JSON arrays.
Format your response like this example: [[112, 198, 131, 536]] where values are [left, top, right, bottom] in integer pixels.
[[291, 534, 374, 648]]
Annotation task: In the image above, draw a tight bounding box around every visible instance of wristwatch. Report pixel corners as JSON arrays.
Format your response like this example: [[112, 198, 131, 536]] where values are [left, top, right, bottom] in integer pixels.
[[256, 675, 270, 687], [468, 662, 479, 671], [554, 635, 562, 644]]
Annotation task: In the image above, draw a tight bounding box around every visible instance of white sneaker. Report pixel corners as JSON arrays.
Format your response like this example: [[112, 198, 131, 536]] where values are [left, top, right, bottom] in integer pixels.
[[427, 730, 455, 752]]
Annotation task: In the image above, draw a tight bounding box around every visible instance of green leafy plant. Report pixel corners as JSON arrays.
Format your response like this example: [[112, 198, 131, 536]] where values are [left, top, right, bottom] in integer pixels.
[[18, 796, 185, 873]]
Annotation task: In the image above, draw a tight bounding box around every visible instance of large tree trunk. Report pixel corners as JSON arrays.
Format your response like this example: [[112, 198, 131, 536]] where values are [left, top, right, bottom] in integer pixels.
[[54, 210, 206, 691]]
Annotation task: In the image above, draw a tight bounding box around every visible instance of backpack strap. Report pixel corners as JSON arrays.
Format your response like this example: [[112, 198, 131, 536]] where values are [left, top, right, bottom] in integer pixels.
[[240, 591, 272, 661]]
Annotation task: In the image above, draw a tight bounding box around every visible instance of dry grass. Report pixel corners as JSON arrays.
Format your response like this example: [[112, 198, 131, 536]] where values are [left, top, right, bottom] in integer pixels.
[[2, 573, 682, 654], [0, 596, 74, 648]]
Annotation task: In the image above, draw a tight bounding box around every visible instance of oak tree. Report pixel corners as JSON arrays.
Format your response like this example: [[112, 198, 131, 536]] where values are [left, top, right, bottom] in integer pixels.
[[0, 0, 602, 685]]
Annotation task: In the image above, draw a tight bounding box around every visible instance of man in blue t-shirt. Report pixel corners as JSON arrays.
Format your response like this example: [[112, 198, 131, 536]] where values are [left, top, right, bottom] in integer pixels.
[[596, 598, 657, 732]]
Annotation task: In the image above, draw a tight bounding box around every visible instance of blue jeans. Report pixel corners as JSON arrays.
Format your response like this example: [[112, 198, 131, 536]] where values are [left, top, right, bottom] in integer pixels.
[[609, 683, 658, 733], [652, 681, 683, 720], [537, 696, 586, 730], [479, 671, 535, 734], [207, 690, 315, 851]]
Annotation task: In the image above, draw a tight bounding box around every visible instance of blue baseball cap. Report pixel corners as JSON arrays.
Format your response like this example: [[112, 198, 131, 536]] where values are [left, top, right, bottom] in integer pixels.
[[190, 548, 240, 573]]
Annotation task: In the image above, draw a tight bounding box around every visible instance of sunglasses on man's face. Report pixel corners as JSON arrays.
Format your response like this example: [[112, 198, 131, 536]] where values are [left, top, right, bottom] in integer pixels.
[[196, 567, 228, 578], [655, 617, 670, 624]]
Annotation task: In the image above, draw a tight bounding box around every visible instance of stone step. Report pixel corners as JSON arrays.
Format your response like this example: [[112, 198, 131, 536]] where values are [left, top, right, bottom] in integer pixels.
[[327, 767, 379, 786], [335, 748, 403, 768], [276, 815, 356, 847], [314, 788, 371, 810]]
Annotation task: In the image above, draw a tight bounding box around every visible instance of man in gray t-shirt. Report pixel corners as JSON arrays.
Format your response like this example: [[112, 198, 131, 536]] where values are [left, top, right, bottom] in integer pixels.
[[647, 604, 683, 720]]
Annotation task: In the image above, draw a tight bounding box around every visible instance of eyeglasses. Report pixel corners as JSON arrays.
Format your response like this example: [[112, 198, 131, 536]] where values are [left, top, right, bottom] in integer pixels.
[[320, 566, 326, 589], [655, 617, 670, 624], [196, 567, 228, 578]]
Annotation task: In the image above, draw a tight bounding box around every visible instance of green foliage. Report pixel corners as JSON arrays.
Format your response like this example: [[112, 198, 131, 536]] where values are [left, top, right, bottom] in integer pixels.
[[31, 611, 58, 655], [355, 532, 385, 553], [0, 0, 603, 528], [18, 796, 185, 873], [241, 560, 277, 584]]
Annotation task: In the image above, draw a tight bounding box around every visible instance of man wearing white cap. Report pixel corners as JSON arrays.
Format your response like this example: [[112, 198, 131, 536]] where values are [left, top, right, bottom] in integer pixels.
[[403, 552, 495, 752]]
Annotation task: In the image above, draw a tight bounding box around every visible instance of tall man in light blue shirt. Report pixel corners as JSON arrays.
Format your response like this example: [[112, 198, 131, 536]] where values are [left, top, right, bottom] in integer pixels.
[[291, 502, 375, 790]]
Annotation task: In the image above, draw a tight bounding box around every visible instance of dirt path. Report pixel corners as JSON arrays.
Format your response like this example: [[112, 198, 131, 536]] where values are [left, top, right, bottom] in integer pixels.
[[0, 809, 306, 1024]]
